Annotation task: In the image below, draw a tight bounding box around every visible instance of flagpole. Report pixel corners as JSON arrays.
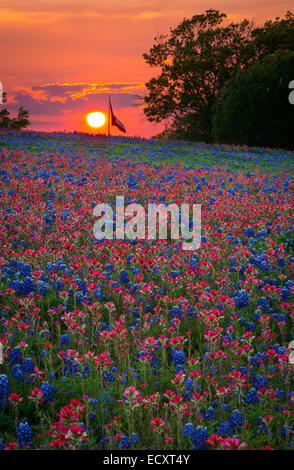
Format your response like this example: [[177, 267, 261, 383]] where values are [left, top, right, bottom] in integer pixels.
[[108, 95, 111, 137]]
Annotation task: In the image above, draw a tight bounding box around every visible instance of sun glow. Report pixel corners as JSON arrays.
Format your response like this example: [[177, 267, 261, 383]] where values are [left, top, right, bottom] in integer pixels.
[[86, 111, 106, 128]]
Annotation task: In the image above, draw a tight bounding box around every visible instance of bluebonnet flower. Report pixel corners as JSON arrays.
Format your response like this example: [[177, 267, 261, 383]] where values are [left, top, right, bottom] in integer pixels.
[[285, 280, 294, 290], [190, 258, 198, 269], [0, 438, 4, 450], [229, 410, 244, 429], [170, 270, 179, 279], [41, 330, 51, 338], [282, 288, 290, 300], [234, 290, 249, 309], [171, 349, 186, 373], [217, 421, 234, 436], [150, 355, 160, 375], [0, 375, 10, 406], [182, 424, 208, 450], [127, 174, 139, 190], [257, 417, 268, 434], [276, 388, 286, 398], [17, 421, 33, 448], [249, 352, 267, 366], [244, 388, 259, 405], [222, 404, 232, 412], [170, 305, 182, 318], [40, 382, 57, 403], [255, 374, 269, 389], [182, 423, 195, 438], [17, 261, 31, 277], [105, 370, 116, 382], [245, 227, 255, 237], [37, 280, 47, 296], [22, 358, 34, 375], [12, 364, 26, 383], [60, 334, 70, 346], [257, 297, 270, 312], [8, 347, 22, 366], [119, 433, 140, 449], [120, 270, 129, 284], [185, 377, 193, 397], [204, 407, 215, 420], [89, 398, 98, 406], [127, 254, 134, 265]]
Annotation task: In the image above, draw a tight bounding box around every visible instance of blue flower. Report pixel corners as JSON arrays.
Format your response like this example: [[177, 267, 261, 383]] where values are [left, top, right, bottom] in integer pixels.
[[229, 410, 243, 429], [12, 364, 26, 383], [234, 290, 249, 309], [244, 388, 259, 405], [37, 280, 47, 296], [119, 433, 140, 449], [171, 305, 182, 318], [171, 349, 186, 366], [0, 375, 10, 406], [17, 421, 33, 448], [120, 270, 130, 284], [185, 377, 193, 397], [22, 358, 34, 375], [217, 421, 234, 436], [60, 334, 70, 346], [255, 374, 268, 389], [8, 347, 22, 366], [204, 407, 215, 420], [182, 424, 208, 450], [40, 382, 57, 403], [245, 227, 255, 237]]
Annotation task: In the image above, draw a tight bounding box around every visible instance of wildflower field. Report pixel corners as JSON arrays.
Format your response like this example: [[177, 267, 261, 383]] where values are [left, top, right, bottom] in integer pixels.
[[0, 131, 293, 451]]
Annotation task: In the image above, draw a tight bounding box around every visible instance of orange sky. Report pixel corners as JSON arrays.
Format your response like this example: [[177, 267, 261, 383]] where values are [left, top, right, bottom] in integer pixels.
[[1, 1, 293, 137]]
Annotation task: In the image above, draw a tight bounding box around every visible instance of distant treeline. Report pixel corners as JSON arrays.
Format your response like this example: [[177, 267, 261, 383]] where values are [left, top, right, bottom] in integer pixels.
[[143, 10, 294, 150]]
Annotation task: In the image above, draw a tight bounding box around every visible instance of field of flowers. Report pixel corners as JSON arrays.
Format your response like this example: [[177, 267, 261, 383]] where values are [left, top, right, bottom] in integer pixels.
[[0, 130, 293, 451]]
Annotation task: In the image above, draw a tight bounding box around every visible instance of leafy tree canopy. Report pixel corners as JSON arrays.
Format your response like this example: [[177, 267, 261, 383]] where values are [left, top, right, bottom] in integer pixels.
[[212, 52, 294, 150], [143, 9, 294, 147], [0, 92, 30, 131]]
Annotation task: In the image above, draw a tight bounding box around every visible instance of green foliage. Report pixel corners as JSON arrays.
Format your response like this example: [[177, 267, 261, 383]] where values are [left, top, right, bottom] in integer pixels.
[[252, 10, 294, 58], [0, 93, 30, 130], [144, 9, 294, 149], [143, 9, 254, 142], [9, 107, 30, 130], [212, 52, 294, 149], [0, 108, 11, 129]]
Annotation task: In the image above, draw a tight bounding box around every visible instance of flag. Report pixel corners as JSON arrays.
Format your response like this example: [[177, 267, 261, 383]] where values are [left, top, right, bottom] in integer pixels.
[[109, 97, 126, 133]]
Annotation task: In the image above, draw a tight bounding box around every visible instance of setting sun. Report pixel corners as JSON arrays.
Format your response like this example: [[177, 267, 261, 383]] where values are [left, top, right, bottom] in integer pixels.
[[86, 111, 106, 128]]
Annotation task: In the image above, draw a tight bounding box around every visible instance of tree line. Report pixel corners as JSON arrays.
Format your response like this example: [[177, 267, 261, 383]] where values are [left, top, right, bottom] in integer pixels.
[[143, 10, 294, 150]]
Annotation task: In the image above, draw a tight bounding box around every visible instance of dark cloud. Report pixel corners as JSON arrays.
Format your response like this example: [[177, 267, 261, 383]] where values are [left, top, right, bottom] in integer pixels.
[[6, 88, 142, 118]]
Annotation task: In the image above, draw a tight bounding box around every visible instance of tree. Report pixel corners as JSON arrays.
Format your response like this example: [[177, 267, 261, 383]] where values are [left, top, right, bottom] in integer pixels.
[[0, 93, 30, 130], [10, 107, 30, 130], [0, 109, 11, 129], [143, 9, 254, 142], [212, 52, 294, 150], [251, 10, 294, 59], [0, 92, 10, 128]]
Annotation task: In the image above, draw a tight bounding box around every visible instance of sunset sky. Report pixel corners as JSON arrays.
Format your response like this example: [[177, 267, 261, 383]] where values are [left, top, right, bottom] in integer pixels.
[[1, 1, 293, 137]]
